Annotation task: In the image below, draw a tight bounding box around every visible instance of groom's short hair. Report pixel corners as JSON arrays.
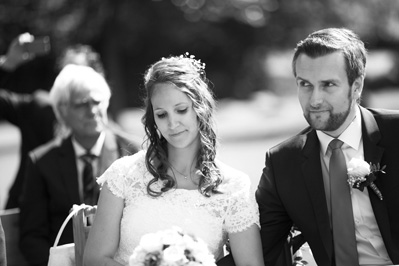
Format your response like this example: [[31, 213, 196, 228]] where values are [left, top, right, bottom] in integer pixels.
[[292, 27, 367, 86]]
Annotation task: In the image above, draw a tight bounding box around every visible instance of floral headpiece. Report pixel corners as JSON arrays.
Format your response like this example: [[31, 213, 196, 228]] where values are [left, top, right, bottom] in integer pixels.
[[181, 52, 206, 75], [162, 52, 206, 76]]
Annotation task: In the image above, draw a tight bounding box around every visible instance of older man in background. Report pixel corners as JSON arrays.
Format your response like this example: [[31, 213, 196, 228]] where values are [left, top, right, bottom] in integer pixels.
[[19, 64, 141, 266]]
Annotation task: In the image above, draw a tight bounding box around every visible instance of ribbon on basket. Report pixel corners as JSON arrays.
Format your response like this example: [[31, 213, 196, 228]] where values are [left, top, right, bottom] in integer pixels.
[[47, 204, 88, 266]]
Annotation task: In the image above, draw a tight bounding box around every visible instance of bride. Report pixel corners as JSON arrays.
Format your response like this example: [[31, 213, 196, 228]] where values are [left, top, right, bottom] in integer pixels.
[[83, 54, 264, 266]]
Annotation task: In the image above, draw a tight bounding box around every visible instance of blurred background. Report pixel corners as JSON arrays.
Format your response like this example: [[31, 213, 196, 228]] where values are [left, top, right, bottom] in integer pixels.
[[1, 0, 399, 209]]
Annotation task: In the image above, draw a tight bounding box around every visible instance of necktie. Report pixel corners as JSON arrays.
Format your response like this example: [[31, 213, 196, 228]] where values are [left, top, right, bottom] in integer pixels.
[[81, 153, 98, 205], [329, 139, 358, 265]]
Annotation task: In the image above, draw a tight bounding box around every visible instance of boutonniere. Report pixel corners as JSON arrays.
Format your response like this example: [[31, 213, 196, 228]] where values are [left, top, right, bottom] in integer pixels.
[[347, 158, 385, 200]]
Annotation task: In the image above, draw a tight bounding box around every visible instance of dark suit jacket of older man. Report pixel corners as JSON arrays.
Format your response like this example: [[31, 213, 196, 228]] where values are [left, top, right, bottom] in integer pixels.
[[19, 129, 140, 266], [256, 106, 399, 266]]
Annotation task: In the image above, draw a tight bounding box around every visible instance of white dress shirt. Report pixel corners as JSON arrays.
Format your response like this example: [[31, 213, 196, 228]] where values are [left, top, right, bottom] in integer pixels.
[[317, 106, 392, 266]]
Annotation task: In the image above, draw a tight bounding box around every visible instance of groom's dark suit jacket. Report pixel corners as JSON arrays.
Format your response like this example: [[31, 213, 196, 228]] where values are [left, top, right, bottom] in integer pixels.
[[19, 130, 140, 266], [256, 106, 399, 266], [0, 219, 6, 266]]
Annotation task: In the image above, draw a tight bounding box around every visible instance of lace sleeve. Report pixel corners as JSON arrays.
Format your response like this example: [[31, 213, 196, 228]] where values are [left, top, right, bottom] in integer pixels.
[[224, 173, 260, 234], [97, 151, 145, 199]]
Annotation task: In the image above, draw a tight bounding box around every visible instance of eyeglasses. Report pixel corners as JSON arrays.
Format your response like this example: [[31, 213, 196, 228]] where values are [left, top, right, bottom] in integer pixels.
[[70, 98, 108, 110]]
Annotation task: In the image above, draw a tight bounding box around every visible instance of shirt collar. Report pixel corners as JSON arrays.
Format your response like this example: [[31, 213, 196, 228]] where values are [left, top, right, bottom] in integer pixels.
[[72, 132, 106, 157], [317, 105, 362, 155]]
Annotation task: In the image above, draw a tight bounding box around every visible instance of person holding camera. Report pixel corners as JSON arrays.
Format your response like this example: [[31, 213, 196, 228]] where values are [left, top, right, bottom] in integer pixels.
[[0, 32, 50, 71], [0, 32, 54, 94], [0, 33, 55, 209]]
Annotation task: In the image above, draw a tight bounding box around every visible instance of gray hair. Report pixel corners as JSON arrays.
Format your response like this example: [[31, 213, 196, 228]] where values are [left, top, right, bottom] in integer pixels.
[[49, 64, 111, 136]]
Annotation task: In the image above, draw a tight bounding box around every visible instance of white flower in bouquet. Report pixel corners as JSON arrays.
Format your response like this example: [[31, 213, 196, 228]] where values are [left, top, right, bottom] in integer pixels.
[[163, 246, 187, 264], [161, 229, 185, 246], [129, 227, 216, 266], [140, 233, 164, 252]]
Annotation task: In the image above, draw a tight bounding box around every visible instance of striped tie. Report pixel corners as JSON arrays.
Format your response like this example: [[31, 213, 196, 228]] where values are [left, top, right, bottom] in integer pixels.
[[81, 153, 98, 205]]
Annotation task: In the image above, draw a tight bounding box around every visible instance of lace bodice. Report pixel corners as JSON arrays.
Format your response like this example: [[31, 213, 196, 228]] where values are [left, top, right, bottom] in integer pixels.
[[97, 150, 259, 265]]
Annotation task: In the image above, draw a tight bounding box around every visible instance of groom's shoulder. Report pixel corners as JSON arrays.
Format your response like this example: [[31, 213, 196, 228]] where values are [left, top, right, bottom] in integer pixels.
[[366, 107, 399, 119], [366, 107, 399, 129], [269, 126, 313, 154]]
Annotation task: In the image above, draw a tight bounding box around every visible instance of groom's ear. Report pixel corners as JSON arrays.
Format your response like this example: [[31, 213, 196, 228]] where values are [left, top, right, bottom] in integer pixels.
[[352, 76, 364, 100]]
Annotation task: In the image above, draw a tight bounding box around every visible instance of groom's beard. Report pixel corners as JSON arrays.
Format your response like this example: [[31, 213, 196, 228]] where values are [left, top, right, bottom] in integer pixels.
[[303, 89, 353, 132]]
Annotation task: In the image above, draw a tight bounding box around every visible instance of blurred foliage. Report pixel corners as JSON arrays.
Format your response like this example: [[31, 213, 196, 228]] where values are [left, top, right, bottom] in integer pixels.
[[1, 0, 399, 114]]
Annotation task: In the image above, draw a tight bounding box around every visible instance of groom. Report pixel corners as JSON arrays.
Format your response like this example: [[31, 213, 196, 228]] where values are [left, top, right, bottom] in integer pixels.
[[256, 28, 399, 266]]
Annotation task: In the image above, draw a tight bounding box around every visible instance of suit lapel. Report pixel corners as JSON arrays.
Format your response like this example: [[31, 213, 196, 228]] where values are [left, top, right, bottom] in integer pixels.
[[301, 130, 334, 260], [361, 106, 384, 165], [359, 107, 392, 243], [58, 136, 80, 203], [97, 132, 120, 175], [56, 131, 128, 204]]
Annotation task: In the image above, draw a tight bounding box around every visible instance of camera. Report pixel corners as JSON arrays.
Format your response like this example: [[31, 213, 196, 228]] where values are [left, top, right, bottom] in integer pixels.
[[23, 36, 51, 56]]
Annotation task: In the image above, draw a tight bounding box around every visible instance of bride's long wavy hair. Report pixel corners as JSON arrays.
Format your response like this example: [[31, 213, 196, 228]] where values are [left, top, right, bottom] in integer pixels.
[[141, 54, 222, 197]]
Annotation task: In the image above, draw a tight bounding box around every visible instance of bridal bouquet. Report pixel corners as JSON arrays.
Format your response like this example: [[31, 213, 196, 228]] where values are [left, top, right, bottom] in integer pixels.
[[347, 158, 385, 200], [129, 227, 216, 266]]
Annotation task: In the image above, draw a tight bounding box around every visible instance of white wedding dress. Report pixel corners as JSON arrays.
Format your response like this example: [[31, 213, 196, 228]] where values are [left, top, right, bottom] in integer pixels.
[[97, 150, 259, 265]]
